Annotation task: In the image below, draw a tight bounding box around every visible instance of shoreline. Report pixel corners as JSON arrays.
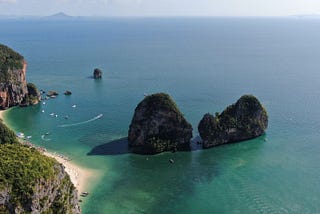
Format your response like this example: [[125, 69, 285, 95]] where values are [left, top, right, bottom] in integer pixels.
[[0, 109, 99, 196], [44, 151, 99, 195], [0, 109, 6, 121]]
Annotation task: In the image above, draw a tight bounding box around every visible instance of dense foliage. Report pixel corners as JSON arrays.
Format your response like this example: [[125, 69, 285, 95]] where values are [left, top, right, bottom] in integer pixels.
[[0, 44, 23, 81], [219, 94, 268, 131], [0, 122, 19, 144], [198, 94, 268, 148], [26, 82, 40, 104], [129, 92, 193, 154], [0, 144, 57, 208], [141, 93, 183, 118]]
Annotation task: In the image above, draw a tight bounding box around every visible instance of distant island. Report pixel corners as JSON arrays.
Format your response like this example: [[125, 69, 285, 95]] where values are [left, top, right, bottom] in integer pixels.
[[44, 12, 73, 20]]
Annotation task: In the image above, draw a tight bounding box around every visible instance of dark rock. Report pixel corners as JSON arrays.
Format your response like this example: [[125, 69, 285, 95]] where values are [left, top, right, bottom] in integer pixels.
[[93, 68, 102, 79], [64, 90, 72, 95], [198, 94, 268, 148], [128, 93, 193, 154], [47, 90, 59, 97]]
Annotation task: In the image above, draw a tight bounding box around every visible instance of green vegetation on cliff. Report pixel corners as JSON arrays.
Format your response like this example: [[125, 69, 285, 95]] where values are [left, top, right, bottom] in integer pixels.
[[0, 144, 56, 207], [198, 94, 268, 148], [0, 122, 19, 144], [25, 82, 40, 105], [128, 92, 193, 154], [219, 95, 268, 130], [141, 93, 183, 119], [0, 44, 23, 80], [0, 122, 80, 213]]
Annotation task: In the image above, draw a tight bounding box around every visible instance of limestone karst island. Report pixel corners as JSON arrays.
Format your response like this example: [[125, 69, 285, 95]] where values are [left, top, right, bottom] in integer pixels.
[[128, 93, 268, 154]]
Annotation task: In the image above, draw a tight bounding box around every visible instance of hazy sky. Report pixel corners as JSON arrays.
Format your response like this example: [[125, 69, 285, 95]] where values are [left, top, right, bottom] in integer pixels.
[[1, 0, 320, 17]]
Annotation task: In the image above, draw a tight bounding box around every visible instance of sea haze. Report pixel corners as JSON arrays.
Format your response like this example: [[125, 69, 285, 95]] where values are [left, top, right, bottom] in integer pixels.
[[1, 17, 320, 213]]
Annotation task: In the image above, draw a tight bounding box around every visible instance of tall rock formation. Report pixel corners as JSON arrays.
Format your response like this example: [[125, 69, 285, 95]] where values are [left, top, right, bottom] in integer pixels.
[[128, 93, 193, 154], [198, 95, 268, 148], [0, 44, 40, 109]]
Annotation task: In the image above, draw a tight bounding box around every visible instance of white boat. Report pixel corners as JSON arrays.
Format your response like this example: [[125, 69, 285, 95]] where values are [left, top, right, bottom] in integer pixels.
[[72, 105, 77, 108], [26, 136, 32, 139], [16, 132, 25, 138]]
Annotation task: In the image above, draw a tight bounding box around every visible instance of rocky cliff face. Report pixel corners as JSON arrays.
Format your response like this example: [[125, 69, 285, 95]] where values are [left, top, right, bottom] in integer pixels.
[[198, 95, 268, 148], [0, 44, 40, 109], [0, 144, 81, 214], [0, 164, 80, 214], [0, 61, 28, 109], [128, 93, 193, 154]]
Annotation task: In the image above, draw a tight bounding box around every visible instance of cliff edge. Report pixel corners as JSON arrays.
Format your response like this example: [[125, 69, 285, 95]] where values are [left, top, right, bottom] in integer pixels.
[[0, 44, 40, 109]]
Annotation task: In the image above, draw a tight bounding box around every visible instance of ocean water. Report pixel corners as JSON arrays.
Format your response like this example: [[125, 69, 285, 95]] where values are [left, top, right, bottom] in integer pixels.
[[1, 17, 320, 213]]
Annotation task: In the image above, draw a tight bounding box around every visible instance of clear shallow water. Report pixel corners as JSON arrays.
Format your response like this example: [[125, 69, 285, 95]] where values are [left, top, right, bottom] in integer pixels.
[[1, 17, 320, 213]]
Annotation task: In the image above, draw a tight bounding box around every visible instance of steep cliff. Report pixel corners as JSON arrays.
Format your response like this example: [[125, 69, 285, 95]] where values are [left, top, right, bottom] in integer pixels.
[[0, 143, 81, 214], [128, 93, 193, 154], [0, 44, 40, 109], [198, 95, 268, 148]]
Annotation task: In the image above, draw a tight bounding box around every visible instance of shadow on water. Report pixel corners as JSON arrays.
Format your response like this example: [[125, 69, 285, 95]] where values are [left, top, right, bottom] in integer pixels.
[[87, 137, 130, 155], [84, 135, 267, 213], [87, 136, 205, 156], [88, 141, 223, 214], [86, 134, 268, 156]]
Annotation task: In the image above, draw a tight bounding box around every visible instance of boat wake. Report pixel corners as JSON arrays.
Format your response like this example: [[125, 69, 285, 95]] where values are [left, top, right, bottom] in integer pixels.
[[41, 135, 51, 141], [58, 114, 103, 128]]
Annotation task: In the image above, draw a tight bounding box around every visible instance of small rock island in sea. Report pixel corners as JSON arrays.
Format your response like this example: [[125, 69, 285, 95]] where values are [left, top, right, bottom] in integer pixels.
[[93, 68, 102, 79], [198, 94, 268, 148], [128, 93, 193, 154]]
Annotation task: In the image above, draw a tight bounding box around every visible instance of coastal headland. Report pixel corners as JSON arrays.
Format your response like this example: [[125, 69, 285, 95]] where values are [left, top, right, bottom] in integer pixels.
[[0, 109, 99, 196]]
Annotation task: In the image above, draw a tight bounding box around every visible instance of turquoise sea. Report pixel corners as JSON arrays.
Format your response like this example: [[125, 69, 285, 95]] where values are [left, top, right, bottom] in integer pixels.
[[1, 17, 320, 213]]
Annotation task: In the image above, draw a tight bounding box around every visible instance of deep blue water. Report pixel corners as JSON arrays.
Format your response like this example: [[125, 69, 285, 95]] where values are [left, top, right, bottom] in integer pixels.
[[1, 17, 320, 213]]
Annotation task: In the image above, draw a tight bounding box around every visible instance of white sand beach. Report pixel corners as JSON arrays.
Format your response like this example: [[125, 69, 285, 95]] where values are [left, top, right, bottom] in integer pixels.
[[0, 110, 5, 121], [44, 152, 99, 194]]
